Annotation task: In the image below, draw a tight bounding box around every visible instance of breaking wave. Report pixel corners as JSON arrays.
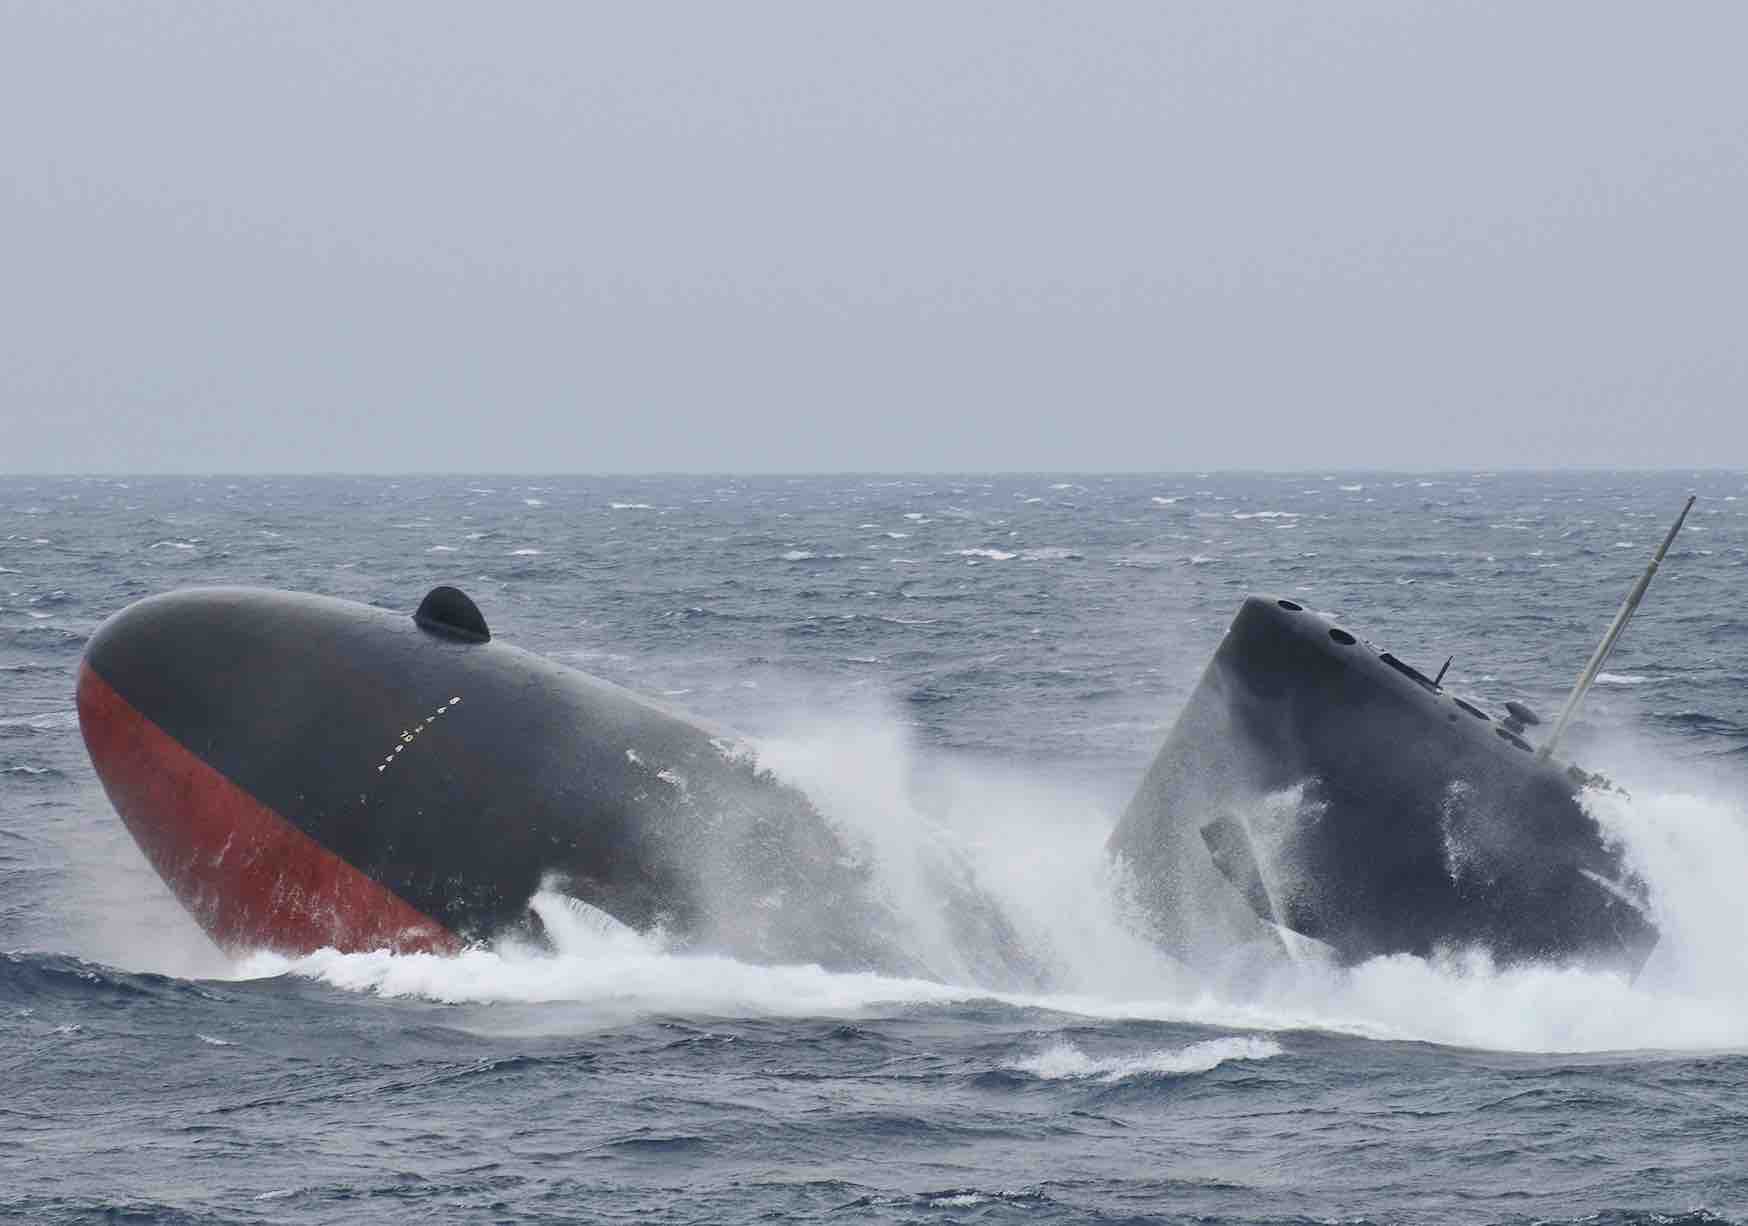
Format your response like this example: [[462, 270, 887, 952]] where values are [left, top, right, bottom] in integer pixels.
[[1010, 1036, 1283, 1081], [188, 714, 1748, 1056]]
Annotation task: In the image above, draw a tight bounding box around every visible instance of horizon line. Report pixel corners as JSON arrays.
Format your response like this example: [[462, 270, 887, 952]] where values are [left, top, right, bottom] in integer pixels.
[[2, 466, 1743, 480]]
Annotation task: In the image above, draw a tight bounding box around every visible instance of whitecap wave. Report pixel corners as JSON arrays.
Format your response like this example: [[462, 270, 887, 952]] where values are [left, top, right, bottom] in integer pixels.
[[1011, 1036, 1283, 1081], [237, 904, 973, 1019]]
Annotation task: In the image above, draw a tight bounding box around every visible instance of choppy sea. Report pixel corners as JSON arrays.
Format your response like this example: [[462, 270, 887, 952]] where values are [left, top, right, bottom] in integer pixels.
[[4, 471, 1748, 1225]]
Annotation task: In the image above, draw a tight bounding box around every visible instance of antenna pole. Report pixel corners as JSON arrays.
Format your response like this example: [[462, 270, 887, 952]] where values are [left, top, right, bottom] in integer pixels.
[[1538, 494, 1696, 762]]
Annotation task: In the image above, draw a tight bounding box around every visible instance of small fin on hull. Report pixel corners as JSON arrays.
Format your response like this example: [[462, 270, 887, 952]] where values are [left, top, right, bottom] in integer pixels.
[[554, 894, 638, 939], [413, 586, 491, 643], [1270, 922, 1337, 968], [1200, 814, 1337, 968], [525, 891, 642, 954], [1200, 815, 1276, 928]]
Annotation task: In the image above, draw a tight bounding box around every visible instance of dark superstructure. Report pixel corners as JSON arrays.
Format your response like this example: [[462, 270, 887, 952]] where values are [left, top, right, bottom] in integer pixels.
[[1108, 596, 1659, 972]]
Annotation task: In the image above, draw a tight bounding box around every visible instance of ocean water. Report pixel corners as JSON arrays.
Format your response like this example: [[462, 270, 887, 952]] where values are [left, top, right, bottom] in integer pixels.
[[4, 471, 1748, 1225]]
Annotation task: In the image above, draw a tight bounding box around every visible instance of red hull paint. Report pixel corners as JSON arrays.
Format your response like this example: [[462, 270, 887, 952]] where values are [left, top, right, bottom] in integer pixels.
[[76, 663, 461, 957]]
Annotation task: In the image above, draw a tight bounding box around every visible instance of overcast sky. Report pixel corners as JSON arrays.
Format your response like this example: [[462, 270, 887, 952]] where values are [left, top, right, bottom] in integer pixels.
[[3, 3, 1745, 473]]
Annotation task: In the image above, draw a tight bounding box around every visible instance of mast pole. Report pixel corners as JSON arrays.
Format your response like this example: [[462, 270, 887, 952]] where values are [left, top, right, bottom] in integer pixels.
[[1538, 494, 1696, 762]]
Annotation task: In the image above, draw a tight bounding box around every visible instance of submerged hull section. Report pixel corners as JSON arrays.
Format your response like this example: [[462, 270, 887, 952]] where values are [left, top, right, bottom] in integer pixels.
[[1109, 596, 1658, 971], [77, 587, 909, 966]]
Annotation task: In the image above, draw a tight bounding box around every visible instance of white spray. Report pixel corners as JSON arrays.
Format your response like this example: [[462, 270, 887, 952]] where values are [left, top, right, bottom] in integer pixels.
[[192, 706, 1748, 1055]]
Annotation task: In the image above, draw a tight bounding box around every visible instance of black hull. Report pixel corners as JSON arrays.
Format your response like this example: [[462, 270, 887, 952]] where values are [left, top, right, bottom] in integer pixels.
[[78, 586, 916, 969], [1109, 596, 1658, 972], [80, 583, 1654, 979]]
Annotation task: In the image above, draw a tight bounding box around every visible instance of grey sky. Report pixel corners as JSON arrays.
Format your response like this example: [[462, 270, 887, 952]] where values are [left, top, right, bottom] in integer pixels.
[[4, 2, 1745, 473]]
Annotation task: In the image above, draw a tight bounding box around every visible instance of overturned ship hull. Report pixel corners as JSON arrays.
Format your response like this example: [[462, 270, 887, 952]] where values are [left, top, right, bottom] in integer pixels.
[[1109, 596, 1657, 972]]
